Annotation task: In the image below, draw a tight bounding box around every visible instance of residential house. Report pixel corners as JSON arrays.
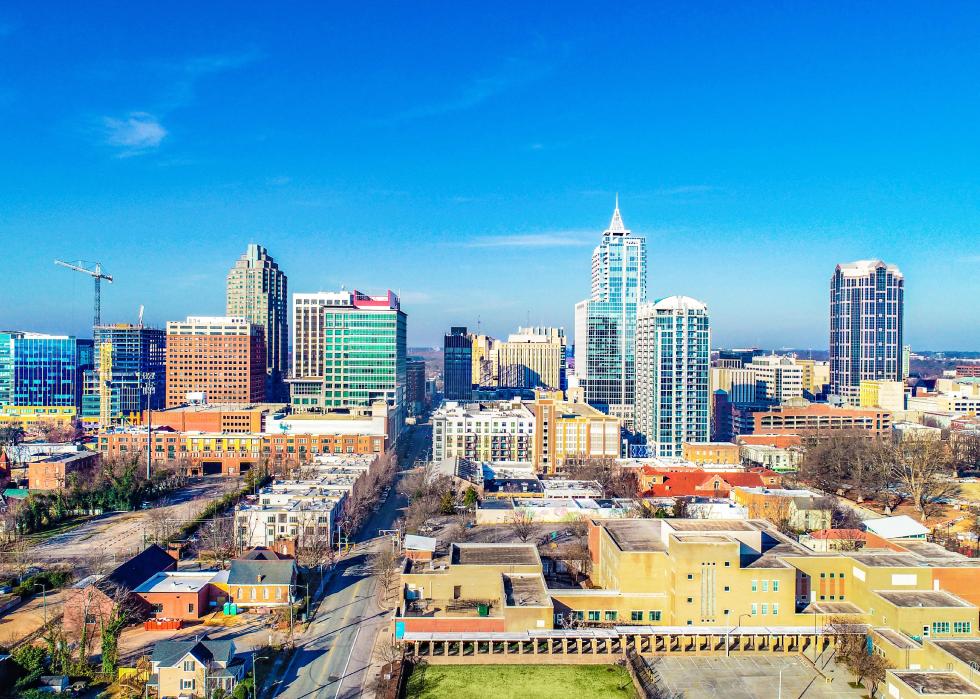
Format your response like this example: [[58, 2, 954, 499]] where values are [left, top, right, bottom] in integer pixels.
[[63, 544, 176, 634], [220, 559, 296, 608], [148, 638, 244, 699]]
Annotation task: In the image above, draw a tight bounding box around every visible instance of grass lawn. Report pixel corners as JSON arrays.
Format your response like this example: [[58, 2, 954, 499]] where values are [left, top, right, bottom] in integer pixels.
[[403, 664, 638, 699]]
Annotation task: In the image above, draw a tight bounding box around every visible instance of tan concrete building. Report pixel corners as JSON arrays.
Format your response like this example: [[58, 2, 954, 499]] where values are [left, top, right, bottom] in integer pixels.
[[797, 359, 830, 397], [531, 390, 619, 474], [746, 355, 804, 404], [165, 317, 265, 408], [495, 327, 566, 390], [144, 402, 284, 433], [860, 379, 906, 413], [681, 441, 741, 465]]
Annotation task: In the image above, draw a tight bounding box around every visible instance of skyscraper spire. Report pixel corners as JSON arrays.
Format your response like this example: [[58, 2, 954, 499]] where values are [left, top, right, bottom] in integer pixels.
[[607, 193, 628, 235]]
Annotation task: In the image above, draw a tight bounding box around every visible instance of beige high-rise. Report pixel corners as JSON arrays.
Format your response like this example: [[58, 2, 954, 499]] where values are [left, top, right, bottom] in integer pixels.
[[495, 327, 566, 390], [226, 244, 288, 381]]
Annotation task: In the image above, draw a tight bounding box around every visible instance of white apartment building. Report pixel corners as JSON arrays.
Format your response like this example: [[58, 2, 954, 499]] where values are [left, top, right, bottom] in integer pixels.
[[747, 355, 804, 404], [635, 296, 711, 458], [431, 400, 534, 463], [739, 443, 803, 473]]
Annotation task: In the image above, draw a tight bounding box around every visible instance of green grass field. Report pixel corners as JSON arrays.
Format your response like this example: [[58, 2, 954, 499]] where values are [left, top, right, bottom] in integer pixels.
[[403, 664, 638, 699]]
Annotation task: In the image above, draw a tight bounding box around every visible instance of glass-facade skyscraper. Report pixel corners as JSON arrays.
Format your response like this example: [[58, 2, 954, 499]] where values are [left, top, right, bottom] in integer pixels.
[[635, 296, 710, 457], [291, 290, 407, 425], [8, 333, 93, 410], [443, 326, 473, 401], [829, 260, 904, 404], [574, 199, 647, 427], [81, 324, 167, 423]]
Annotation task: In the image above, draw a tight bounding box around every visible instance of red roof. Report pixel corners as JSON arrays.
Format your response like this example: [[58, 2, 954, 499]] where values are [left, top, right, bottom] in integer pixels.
[[640, 468, 780, 497], [808, 529, 867, 540], [737, 434, 803, 448]]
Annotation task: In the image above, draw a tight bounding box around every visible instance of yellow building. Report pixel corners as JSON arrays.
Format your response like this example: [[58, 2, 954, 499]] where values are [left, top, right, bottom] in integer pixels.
[[395, 543, 554, 634], [0, 405, 76, 429], [471, 334, 497, 387], [860, 379, 906, 413], [495, 327, 566, 390], [682, 441, 741, 465], [531, 390, 620, 474], [798, 359, 830, 397]]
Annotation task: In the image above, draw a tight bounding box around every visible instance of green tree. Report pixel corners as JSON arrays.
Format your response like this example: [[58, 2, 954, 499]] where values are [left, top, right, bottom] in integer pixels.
[[462, 487, 478, 508], [439, 491, 455, 515]]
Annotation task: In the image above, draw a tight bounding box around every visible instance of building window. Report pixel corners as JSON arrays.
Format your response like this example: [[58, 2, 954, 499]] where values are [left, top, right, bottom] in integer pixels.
[[751, 603, 757, 616], [773, 603, 779, 616], [954, 622, 971, 634], [932, 622, 951, 635], [724, 561, 730, 567], [180, 679, 195, 690], [605, 611, 617, 622], [751, 580, 757, 592], [631, 611, 643, 622], [588, 611, 600, 622], [772, 580, 779, 592], [687, 574, 693, 580], [724, 586, 730, 592], [183, 661, 195, 672], [649, 611, 661, 622], [761, 604, 768, 615], [187, 603, 194, 613], [686, 597, 693, 603], [761, 581, 768, 592]]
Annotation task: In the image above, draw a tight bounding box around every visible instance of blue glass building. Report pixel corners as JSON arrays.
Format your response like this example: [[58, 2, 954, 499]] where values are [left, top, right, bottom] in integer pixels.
[[9, 333, 93, 410], [81, 324, 167, 422], [574, 199, 647, 428]]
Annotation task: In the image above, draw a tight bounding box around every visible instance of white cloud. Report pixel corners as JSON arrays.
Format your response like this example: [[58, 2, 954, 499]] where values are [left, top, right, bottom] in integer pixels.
[[461, 231, 594, 248], [103, 112, 167, 156]]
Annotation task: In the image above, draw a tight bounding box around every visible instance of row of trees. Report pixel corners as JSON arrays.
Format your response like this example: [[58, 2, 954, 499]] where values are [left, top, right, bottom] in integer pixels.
[[801, 433, 962, 520]]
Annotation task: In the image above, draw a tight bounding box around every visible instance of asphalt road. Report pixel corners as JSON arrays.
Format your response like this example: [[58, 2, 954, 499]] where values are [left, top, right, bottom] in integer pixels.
[[272, 423, 430, 699]]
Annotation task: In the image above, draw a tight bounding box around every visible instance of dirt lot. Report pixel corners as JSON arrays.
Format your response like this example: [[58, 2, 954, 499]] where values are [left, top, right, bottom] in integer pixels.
[[29, 477, 238, 572]]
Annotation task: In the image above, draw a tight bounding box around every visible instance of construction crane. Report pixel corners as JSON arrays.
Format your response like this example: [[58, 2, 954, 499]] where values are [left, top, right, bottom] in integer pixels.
[[54, 259, 113, 329]]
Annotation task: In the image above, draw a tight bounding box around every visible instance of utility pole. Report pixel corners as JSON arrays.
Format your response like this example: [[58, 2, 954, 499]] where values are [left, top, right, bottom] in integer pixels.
[[142, 372, 156, 480]]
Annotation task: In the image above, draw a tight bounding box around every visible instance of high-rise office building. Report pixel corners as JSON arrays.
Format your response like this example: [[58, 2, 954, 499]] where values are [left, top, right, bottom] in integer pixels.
[[471, 334, 497, 388], [495, 327, 566, 390], [574, 198, 647, 427], [81, 324, 167, 423], [291, 290, 407, 426], [635, 296, 710, 457], [226, 244, 288, 397], [443, 326, 473, 401], [165, 316, 266, 407], [830, 260, 904, 404], [3, 333, 93, 411]]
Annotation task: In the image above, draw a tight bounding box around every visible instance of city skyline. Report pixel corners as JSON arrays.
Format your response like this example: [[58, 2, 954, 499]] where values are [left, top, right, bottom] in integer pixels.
[[2, 3, 980, 348]]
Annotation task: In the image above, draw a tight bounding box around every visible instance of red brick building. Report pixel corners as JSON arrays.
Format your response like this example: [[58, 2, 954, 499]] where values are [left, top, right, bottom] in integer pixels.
[[638, 467, 781, 497], [165, 316, 265, 408]]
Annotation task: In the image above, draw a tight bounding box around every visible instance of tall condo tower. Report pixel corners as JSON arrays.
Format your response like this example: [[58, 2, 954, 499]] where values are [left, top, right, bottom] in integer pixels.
[[829, 260, 904, 404], [635, 296, 710, 457], [227, 244, 288, 396], [574, 197, 647, 428]]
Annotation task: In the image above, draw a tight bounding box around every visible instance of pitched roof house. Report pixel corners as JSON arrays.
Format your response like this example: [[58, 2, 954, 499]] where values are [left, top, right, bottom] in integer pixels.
[[638, 467, 781, 497], [149, 638, 244, 699]]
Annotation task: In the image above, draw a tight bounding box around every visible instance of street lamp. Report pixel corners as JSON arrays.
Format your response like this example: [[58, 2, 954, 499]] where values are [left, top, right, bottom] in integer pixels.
[[251, 652, 269, 699], [777, 665, 785, 699], [726, 612, 752, 657], [141, 372, 156, 480]]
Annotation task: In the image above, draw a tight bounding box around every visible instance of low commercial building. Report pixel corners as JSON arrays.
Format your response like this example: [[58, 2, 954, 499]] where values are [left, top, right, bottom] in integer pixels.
[[859, 379, 906, 413], [752, 403, 893, 439], [681, 442, 740, 466], [265, 400, 391, 450], [222, 559, 297, 608], [739, 443, 803, 472], [146, 403, 285, 433], [637, 466, 781, 498], [27, 450, 99, 490], [133, 571, 217, 620]]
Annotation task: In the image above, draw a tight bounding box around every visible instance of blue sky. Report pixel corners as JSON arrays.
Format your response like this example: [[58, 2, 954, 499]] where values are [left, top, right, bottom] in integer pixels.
[[1, 2, 978, 349]]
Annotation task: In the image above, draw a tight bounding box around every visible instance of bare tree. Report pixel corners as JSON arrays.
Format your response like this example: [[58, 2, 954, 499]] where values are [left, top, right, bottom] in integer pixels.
[[369, 545, 401, 602], [888, 436, 960, 520], [509, 508, 534, 543], [199, 516, 237, 567]]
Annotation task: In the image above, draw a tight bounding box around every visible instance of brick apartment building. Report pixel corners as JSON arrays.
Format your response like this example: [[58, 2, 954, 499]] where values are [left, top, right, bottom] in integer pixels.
[[165, 317, 266, 408], [27, 450, 100, 490]]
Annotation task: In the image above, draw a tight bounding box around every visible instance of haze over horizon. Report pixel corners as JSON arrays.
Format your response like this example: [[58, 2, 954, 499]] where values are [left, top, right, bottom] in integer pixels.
[[2, 2, 978, 348]]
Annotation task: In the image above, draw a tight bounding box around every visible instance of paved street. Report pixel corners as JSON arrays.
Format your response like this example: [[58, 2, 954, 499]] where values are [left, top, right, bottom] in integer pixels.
[[270, 423, 430, 699]]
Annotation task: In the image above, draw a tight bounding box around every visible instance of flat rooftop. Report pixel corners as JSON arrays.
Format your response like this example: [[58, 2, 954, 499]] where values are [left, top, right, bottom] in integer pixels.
[[665, 519, 758, 532], [875, 590, 972, 608], [451, 544, 538, 566], [891, 671, 980, 695], [803, 601, 864, 615], [133, 571, 217, 594], [158, 402, 286, 413], [503, 575, 548, 607], [873, 628, 920, 650], [604, 520, 666, 552], [931, 639, 980, 668], [850, 552, 924, 567], [672, 533, 735, 545]]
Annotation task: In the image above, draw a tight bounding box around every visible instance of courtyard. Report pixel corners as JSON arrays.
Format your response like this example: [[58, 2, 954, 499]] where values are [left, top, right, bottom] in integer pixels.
[[403, 663, 638, 699]]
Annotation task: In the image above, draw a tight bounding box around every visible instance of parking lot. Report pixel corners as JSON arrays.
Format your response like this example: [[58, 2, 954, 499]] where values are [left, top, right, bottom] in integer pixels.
[[647, 655, 868, 698]]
